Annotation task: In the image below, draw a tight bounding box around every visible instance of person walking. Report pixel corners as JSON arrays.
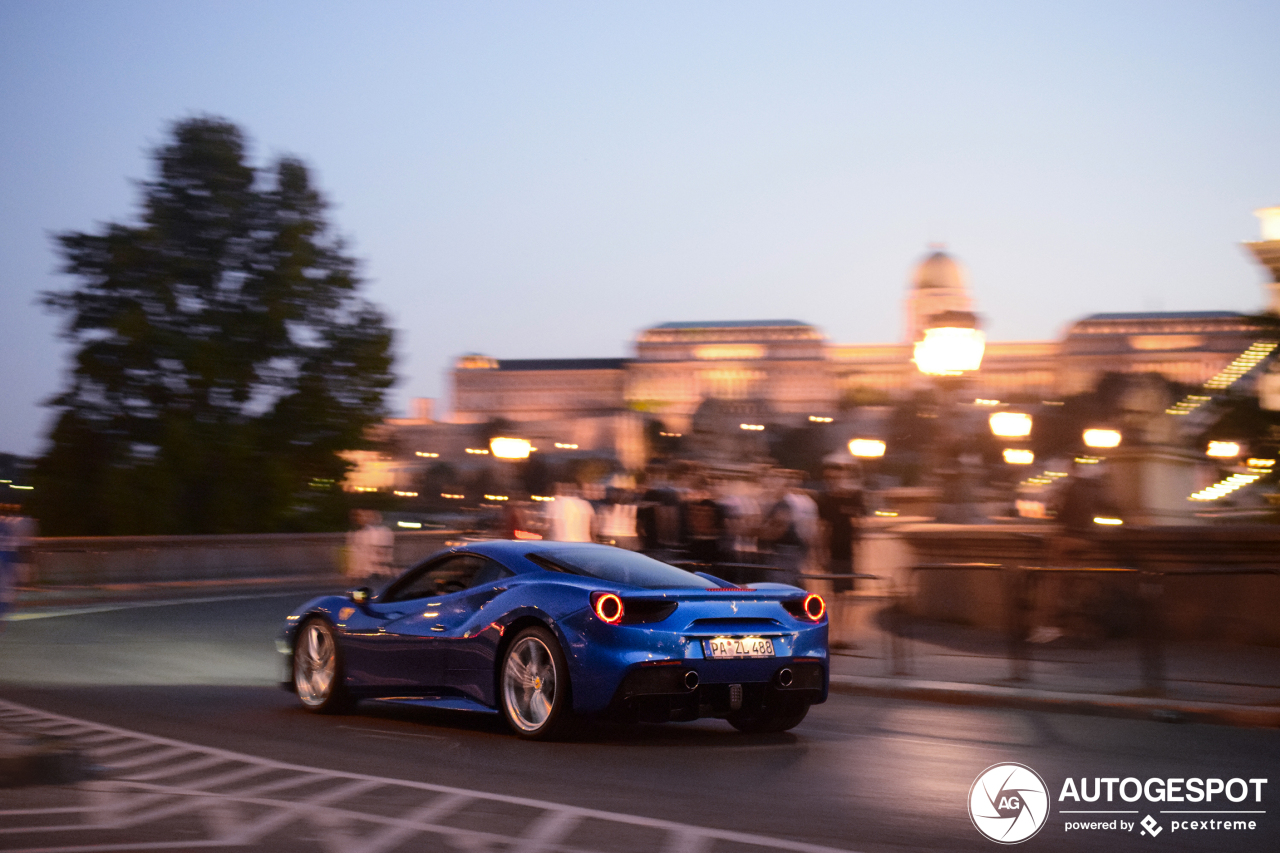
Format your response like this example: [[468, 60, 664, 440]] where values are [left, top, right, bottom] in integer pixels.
[[347, 509, 395, 582], [0, 504, 36, 632], [816, 465, 867, 593]]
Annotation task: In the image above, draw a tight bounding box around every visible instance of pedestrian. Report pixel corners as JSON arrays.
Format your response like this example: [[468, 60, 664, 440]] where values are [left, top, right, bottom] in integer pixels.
[[683, 478, 724, 564], [596, 487, 639, 550], [0, 504, 36, 632], [758, 472, 806, 586], [546, 482, 595, 542], [816, 465, 867, 593], [1030, 462, 1121, 643], [347, 509, 395, 582]]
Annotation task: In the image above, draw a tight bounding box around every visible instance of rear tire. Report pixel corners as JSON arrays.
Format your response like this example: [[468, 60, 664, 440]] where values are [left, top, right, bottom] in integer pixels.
[[499, 626, 574, 740], [293, 618, 353, 714], [727, 695, 809, 733]]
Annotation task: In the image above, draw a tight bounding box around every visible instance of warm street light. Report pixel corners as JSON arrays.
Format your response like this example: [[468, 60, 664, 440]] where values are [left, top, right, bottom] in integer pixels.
[[1083, 428, 1122, 449], [1003, 448, 1035, 465], [848, 438, 886, 458], [490, 437, 532, 459], [989, 411, 1032, 438], [1206, 441, 1241, 458], [913, 310, 985, 376]]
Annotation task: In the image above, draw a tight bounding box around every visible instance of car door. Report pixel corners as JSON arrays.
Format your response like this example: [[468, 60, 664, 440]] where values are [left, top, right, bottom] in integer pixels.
[[432, 557, 515, 705], [341, 555, 481, 692]]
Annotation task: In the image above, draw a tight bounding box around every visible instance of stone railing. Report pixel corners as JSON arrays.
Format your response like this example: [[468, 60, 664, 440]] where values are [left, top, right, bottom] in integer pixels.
[[29, 530, 462, 586], [884, 522, 1280, 645]]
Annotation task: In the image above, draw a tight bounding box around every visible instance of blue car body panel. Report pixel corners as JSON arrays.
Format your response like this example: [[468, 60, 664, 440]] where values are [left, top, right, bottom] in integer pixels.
[[280, 540, 828, 720]]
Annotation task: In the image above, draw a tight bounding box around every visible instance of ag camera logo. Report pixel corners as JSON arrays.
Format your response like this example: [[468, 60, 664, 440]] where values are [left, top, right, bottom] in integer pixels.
[[969, 763, 1050, 844]]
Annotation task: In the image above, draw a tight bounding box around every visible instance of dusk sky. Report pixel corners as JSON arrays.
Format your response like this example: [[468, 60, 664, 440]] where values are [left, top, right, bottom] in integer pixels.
[[3, 1, 1278, 456]]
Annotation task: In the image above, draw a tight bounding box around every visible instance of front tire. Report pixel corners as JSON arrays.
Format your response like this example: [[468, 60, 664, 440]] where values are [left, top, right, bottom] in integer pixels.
[[500, 626, 573, 739], [293, 618, 353, 714]]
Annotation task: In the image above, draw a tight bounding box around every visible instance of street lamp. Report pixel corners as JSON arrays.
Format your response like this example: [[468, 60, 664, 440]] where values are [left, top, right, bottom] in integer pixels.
[[848, 438, 886, 458], [490, 437, 532, 459], [989, 411, 1032, 438], [914, 310, 985, 522], [1083, 429, 1122, 449], [913, 310, 985, 376], [1206, 441, 1241, 459]]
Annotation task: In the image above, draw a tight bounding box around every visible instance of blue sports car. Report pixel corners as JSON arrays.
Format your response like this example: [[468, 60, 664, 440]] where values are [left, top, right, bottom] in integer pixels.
[[280, 540, 828, 739]]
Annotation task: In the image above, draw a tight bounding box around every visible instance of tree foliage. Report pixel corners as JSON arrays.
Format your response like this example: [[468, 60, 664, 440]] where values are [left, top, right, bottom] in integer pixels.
[[34, 117, 395, 535]]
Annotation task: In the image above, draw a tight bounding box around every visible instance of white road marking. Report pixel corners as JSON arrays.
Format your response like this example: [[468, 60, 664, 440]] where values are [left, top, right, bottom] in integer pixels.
[[0, 698, 861, 853], [5, 590, 323, 621]]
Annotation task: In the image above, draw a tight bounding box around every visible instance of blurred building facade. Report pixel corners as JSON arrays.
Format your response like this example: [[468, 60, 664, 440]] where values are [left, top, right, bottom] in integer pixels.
[[345, 216, 1280, 492]]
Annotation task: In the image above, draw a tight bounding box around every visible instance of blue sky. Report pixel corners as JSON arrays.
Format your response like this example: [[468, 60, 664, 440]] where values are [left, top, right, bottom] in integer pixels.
[[2, 1, 1278, 456]]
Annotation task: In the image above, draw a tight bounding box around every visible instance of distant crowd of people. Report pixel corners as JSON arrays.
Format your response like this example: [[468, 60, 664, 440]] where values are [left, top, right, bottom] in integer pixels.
[[496, 463, 869, 588]]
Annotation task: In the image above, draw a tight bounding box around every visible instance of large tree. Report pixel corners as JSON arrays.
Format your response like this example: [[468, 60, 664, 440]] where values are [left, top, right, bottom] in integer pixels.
[[35, 117, 394, 535]]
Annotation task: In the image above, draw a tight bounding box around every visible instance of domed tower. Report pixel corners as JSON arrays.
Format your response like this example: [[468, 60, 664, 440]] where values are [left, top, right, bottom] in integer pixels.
[[904, 247, 974, 343]]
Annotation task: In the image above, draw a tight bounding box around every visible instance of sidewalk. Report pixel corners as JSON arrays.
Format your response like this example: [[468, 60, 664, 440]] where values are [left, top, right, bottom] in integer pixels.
[[824, 590, 1280, 727]]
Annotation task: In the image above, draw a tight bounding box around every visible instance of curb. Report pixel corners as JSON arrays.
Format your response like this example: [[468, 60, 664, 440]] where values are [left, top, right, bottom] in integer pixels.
[[828, 674, 1280, 728]]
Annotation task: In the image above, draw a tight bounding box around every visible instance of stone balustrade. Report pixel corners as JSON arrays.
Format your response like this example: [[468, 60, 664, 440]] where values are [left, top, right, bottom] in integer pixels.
[[28, 530, 461, 586]]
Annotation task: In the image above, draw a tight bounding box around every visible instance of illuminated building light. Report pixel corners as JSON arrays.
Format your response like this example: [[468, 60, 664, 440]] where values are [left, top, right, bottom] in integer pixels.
[[1202, 341, 1278, 390], [414, 451, 439, 458], [531, 495, 555, 502], [848, 438, 886, 458], [739, 423, 765, 431], [483, 494, 510, 502], [490, 437, 532, 459], [8, 484, 33, 490], [974, 398, 1001, 406], [352, 486, 379, 493], [397, 521, 422, 529], [808, 415, 834, 423], [1073, 456, 1102, 465], [1093, 516, 1124, 526], [554, 442, 580, 449], [465, 448, 490, 455], [1247, 458, 1276, 469], [393, 490, 419, 497], [659, 431, 682, 438], [1205, 441, 1241, 459], [913, 325, 985, 375], [441, 492, 465, 500], [1083, 429, 1121, 449], [1188, 473, 1262, 502], [1003, 448, 1035, 465], [1167, 394, 1213, 416], [1016, 500, 1048, 519], [874, 510, 898, 517], [989, 411, 1032, 438]]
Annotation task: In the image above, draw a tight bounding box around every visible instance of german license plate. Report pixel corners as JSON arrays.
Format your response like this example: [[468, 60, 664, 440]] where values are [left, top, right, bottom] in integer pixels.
[[704, 636, 775, 658]]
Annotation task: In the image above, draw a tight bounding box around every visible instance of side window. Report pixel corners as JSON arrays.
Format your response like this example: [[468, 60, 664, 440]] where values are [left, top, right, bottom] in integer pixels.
[[384, 555, 511, 602], [471, 559, 514, 588]]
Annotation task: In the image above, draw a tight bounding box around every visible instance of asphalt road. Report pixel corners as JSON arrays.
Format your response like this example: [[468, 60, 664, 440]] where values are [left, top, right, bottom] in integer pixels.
[[1, 589, 1277, 852]]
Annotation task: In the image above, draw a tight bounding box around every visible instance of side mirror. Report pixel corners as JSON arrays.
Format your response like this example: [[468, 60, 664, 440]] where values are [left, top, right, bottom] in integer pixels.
[[347, 587, 372, 605]]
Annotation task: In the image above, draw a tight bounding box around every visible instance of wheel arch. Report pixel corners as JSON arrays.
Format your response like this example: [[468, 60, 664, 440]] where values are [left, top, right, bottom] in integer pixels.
[[491, 612, 573, 707]]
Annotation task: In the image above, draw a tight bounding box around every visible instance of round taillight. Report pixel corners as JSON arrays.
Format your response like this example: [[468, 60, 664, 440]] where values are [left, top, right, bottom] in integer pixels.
[[593, 592, 624, 624], [803, 593, 825, 621]]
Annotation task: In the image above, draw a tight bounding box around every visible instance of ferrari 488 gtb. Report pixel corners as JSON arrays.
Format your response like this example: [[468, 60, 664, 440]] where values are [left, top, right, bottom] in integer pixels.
[[280, 540, 827, 738]]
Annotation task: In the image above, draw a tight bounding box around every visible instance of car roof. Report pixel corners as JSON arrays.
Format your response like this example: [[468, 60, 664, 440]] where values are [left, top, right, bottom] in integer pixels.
[[452, 539, 626, 570]]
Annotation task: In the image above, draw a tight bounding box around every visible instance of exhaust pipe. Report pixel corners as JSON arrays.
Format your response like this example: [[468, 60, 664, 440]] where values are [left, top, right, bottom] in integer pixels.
[[777, 668, 794, 687], [684, 670, 700, 690]]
